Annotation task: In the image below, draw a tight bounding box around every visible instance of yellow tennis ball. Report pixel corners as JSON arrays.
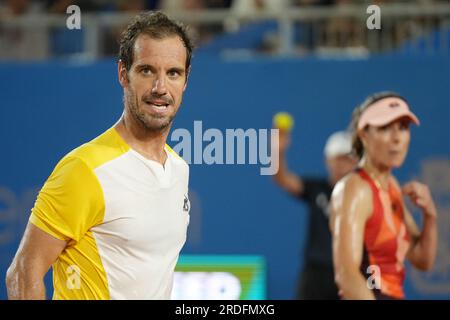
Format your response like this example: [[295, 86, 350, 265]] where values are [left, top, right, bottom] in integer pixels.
[[273, 112, 294, 131]]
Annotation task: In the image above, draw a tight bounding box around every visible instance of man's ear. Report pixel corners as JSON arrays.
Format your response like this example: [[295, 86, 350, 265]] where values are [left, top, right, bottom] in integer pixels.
[[118, 60, 129, 88]]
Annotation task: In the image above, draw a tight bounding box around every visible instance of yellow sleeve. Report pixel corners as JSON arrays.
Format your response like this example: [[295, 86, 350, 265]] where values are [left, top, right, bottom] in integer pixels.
[[29, 156, 104, 244]]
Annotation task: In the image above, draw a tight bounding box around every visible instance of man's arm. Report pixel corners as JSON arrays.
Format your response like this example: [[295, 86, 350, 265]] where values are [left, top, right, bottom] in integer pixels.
[[272, 130, 304, 196], [330, 175, 374, 299], [6, 222, 67, 300]]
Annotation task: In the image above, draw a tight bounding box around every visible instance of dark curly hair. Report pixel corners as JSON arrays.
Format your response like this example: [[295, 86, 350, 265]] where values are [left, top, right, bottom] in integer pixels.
[[349, 91, 409, 159], [118, 11, 193, 76]]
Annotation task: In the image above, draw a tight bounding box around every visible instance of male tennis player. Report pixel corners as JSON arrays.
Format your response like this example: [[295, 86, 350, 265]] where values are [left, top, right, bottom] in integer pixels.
[[6, 11, 193, 299]]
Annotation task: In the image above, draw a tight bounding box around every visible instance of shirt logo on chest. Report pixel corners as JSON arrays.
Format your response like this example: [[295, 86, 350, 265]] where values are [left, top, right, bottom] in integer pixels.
[[183, 194, 190, 212]]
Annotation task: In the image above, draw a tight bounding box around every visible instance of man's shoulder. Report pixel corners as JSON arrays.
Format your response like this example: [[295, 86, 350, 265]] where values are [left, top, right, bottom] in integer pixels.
[[65, 127, 130, 171], [165, 144, 189, 169]]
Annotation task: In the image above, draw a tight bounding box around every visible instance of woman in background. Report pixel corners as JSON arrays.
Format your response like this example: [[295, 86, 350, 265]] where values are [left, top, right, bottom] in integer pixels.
[[330, 92, 438, 300]]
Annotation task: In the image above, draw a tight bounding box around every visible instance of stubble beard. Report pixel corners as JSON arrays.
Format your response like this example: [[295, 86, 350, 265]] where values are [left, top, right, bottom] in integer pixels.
[[125, 88, 177, 133]]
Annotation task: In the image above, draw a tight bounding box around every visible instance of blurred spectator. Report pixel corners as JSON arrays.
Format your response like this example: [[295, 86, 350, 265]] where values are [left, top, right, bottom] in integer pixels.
[[201, 0, 233, 45], [231, 0, 289, 18], [101, 0, 145, 57], [204, 0, 232, 8], [292, 0, 335, 54], [294, 0, 334, 5], [116, 0, 147, 12], [101, 0, 161, 57], [322, 0, 365, 49], [161, 0, 204, 11], [0, 0, 48, 60], [218, 0, 290, 54], [45, 0, 101, 12], [161, 0, 232, 47]]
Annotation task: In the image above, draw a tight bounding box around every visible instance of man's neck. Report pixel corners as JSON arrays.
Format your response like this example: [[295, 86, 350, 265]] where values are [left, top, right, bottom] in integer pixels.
[[114, 114, 170, 165]]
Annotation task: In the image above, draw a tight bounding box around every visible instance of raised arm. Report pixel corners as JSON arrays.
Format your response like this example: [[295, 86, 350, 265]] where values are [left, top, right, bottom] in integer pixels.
[[272, 129, 304, 196], [330, 174, 374, 299], [6, 222, 67, 300]]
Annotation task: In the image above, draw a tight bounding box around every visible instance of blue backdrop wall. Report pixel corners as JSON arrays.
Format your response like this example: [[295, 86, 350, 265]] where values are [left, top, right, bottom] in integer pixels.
[[1, 55, 450, 299]]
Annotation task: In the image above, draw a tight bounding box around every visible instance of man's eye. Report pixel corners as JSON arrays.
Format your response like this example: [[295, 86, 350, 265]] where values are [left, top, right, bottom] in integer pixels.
[[141, 68, 151, 74], [168, 70, 180, 77]]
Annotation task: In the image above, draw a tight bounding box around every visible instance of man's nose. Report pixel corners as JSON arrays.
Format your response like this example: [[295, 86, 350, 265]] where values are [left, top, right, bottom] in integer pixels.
[[152, 75, 167, 96]]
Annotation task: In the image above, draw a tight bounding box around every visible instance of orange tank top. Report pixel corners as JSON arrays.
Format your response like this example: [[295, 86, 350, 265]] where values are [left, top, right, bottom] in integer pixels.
[[357, 168, 410, 299]]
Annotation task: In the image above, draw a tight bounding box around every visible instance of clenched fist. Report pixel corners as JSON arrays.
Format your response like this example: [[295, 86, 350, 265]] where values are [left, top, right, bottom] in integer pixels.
[[402, 181, 437, 218]]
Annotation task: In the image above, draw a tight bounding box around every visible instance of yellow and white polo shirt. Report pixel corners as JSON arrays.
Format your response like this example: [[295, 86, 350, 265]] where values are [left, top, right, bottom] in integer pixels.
[[29, 127, 190, 299]]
